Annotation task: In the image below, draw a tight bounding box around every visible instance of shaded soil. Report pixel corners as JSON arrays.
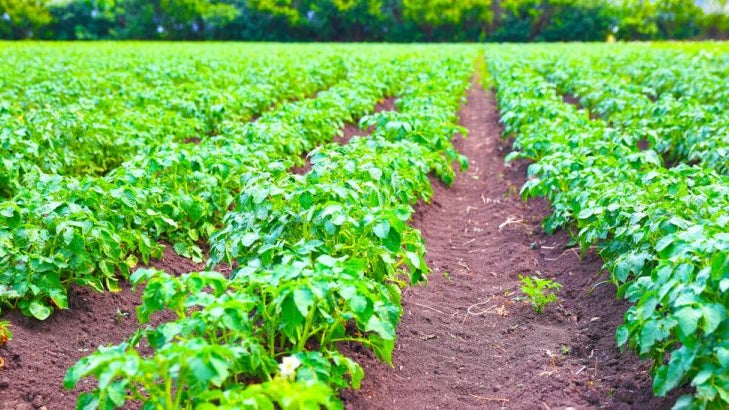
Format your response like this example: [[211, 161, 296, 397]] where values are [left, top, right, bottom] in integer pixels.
[[561, 93, 582, 108], [0, 246, 205, 410], [342, 80, 682, 409]]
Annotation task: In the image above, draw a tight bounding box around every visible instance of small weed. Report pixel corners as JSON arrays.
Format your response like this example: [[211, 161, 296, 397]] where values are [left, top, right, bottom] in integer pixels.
[[114, 309, 129, 324], [519, 274, 562, 313]]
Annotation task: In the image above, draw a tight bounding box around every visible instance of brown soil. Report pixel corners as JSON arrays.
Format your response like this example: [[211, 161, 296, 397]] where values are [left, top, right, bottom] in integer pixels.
[[561, 93, 582, 107], [0, 246, 205, 410], [342, 80, 682, 409], [0, 81, 684, 410]]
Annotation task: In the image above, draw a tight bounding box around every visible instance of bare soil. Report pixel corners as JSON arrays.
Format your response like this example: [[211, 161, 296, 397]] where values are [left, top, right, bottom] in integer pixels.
[[0, 81, 682, 409]]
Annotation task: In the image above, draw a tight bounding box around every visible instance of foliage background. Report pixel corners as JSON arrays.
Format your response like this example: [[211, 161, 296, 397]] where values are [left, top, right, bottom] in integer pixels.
[[1, 0, 728, 42]]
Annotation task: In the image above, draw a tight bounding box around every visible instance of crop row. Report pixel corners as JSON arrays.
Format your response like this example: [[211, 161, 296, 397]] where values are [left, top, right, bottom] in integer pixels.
[[63, 52, 475, 408], [0, 49, 444, 320], [0, 44, 357, 186], [525, 44, 729, 174], [487, 45, 729, 409]]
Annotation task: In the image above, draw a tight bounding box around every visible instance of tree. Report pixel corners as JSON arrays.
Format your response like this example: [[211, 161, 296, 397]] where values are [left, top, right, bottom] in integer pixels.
[[538, 0, 617, 41], [1, 0, 724, 41], [0, 0, 52, 39], [46, 0, 117, 40], [402, 0, 492, 40], [655, 0, 702, 39], [244, 0, 395, 41], [247, 0, 301, 23], [616, 0, 659, 40], [701, 10, 729, 39]]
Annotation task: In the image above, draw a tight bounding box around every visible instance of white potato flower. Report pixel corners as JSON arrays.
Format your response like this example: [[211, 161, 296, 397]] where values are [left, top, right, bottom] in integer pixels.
[[278, 356, 302, 378]]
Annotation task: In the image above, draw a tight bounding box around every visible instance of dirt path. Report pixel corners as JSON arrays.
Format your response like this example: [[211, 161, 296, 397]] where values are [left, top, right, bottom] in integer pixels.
[[343, 80, 680, 409]]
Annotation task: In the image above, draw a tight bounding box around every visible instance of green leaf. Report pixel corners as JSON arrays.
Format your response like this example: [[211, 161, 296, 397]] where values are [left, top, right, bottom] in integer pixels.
[[366, 315, 395, 340], [405, 251, 421, 269], [76, 393, 100, 410], [49, 288, 69, 310], [240, 232, 259, 247], [28, 300, 52, 320], [64, 359, 87, 388], [671, 395, 695, 410], [373, 220, 390, 239], [716, 347, 729, 369], [614, 251, 649, 282], [367, 167, 382, 180], [616, 325, 630, 348], [720, 279, 729, 293], [712, 253, 729, 281], [577, 208, 595, 219], [382, 227, 401, 253], [299, 191, 313, 209], [160, 216, 179, 229], [293, 288, 314, 317], [653, 346, 695, 396], [190, 352, 229, 387], [317, 255, 338, 267], [674, 307, 701, 336], [701, 303, 725, 335], [639, 320, 659, 354], [107, 380, 127, 406], [173, 242, 189, 257]]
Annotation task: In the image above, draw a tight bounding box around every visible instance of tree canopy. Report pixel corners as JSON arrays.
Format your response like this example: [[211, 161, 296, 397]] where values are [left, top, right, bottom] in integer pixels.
[[1, 0, 727, 40]]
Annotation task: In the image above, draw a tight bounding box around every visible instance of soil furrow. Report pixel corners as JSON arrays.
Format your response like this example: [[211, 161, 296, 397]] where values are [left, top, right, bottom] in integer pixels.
[[343, 79, 679, 409]]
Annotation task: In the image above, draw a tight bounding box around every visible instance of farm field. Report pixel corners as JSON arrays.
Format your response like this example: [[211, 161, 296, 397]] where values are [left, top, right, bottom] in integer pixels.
[[0, 42, 727, 409]]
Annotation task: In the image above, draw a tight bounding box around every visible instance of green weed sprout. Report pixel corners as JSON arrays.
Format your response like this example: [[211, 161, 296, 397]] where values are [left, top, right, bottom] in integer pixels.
[[519, 275, 562, 314]]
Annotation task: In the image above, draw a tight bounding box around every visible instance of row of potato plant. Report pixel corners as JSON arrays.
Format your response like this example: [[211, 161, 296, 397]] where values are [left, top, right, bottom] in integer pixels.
[[525, 44, 729, 174], [0, 49, 437, 320], [599, 47, 729, 175], [63, 52, 475, 408], [0, 44, 350, 187], [486, 45, 729, 409]]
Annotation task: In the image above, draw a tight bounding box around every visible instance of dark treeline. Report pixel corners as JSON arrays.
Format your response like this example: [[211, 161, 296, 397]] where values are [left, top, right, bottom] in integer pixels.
[[1, 0, 728, 41]]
